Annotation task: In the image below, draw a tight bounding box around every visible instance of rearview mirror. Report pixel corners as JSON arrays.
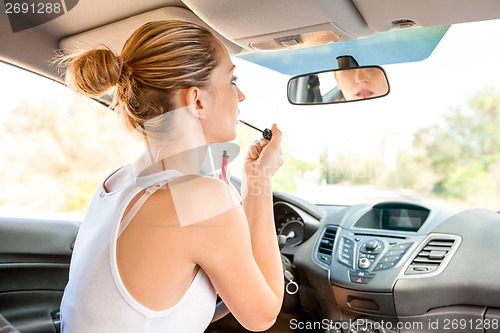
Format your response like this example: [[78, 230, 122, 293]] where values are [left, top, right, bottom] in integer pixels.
[[287, 66, 390, 105]]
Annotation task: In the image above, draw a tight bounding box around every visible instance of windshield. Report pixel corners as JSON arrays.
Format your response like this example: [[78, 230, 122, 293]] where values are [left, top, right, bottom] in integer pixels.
[[232, 19, 500, 211], [1, 19, 499, 220]]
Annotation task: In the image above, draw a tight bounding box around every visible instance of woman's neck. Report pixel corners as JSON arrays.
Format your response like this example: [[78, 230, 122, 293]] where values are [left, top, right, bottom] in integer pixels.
[[132, 144, 210, 178]]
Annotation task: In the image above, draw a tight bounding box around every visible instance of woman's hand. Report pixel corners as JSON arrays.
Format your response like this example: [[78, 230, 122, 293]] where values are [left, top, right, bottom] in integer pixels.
[[243, 124, 284, 178]]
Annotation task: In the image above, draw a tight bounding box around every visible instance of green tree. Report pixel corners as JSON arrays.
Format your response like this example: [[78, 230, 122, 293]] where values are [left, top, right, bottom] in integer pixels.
[[403, 89, 500, 205]]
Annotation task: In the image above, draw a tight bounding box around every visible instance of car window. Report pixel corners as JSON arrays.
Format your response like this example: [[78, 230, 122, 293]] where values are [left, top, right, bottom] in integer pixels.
[[0, 64, 141, 219], [232, 19, 500, 211]]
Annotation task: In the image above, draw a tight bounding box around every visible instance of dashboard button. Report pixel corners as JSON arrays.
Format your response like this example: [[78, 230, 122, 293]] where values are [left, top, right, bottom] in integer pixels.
[[350, 271, 376, 279], [374, 263, 386, 270], [338, 257, 352, 267], [386, 262, 396, 268], [379, 256, 395, 263], [360, 239, 384, 254], [359, 252, 376, 259], [342, 248, 352, 255], [337, 237, 356, 268], [386, 249, 405, 256], [390, 255, 402, 262], [358, 257, 371, 269], [349, 275, 372, 284], [365, 240, 380, 251], [319, 255, 330, 262], [391, 243, 412, 251], [341, 253, 352, 261]]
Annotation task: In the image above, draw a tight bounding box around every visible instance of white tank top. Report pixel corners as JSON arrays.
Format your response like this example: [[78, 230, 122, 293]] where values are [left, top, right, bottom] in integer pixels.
[[60, 168, 217, 333]]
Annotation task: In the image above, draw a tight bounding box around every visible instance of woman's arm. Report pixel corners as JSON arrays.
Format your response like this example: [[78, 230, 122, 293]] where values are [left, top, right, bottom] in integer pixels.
[[241, 123, 285, 311], [191, 124, 285, 331]]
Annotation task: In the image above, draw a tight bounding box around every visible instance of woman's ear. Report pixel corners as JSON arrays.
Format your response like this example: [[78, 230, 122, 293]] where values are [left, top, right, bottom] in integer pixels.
[[185, 86, 207, 119]]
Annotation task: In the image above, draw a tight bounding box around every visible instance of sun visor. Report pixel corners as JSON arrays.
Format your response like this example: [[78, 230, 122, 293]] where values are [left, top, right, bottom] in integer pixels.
[[59, 7, 242, 55], [239, 25, 449, 75]]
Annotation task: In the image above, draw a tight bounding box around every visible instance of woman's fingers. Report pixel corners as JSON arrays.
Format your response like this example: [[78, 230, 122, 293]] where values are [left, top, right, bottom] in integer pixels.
[[249, 140, 262, 159]]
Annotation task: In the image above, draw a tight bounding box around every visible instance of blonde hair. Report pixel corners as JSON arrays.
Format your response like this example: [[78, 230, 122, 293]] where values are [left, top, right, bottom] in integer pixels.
[[60, 20, 220, 130]]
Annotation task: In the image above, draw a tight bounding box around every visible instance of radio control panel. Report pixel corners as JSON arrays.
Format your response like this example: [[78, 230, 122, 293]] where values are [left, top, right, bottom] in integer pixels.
[[336, 235, 414, 287]]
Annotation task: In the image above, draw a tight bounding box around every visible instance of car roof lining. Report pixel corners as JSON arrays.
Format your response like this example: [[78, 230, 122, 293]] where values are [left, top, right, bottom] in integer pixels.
[[0, 0, 189, 82], [1, 0, 499, 82], [59, 7, 242, 57], [181, 0, 374, 46]]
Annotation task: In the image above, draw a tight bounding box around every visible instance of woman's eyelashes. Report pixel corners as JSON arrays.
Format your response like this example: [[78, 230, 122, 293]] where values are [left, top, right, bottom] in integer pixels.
[[231, 75, 238, 85]]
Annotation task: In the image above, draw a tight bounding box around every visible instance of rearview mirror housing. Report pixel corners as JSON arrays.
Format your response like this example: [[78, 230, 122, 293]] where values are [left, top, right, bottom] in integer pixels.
[[287, 66, 390, 105]]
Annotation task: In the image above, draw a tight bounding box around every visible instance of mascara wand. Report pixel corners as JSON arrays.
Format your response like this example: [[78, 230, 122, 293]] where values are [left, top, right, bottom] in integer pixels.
[[238, 120, 272, 140]]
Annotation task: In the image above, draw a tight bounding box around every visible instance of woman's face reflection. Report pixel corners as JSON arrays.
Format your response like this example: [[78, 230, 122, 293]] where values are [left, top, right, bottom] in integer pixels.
[[334, 68, 388, 101]]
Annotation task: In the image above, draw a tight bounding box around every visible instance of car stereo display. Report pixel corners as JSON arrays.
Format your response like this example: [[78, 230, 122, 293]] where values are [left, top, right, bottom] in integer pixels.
[[354, 203, 430, 232]]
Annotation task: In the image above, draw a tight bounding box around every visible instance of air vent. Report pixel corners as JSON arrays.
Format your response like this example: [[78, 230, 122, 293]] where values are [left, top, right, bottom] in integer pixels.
[[405, 238, 455, 275], [317, 226, 337, 265]]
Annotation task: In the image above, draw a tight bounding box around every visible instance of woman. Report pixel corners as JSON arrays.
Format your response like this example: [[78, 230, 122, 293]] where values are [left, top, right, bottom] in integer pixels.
[[59, 20, 284, 332]]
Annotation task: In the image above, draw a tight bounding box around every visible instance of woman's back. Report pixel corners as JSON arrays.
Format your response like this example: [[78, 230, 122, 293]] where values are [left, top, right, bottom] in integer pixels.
[[60, 167, 217, 332]]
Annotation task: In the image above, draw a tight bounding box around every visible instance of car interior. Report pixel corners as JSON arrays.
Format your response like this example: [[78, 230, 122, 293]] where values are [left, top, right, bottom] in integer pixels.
[[1, 0, 500, 332]]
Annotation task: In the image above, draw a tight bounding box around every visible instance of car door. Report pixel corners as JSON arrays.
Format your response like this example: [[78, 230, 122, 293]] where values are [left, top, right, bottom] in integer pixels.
[[0, 62, 137, 333], [0, 218, 78, 333]]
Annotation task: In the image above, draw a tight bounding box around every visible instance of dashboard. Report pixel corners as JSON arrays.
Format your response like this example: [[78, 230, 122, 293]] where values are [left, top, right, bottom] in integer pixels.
[[273, 194, 500, 333]]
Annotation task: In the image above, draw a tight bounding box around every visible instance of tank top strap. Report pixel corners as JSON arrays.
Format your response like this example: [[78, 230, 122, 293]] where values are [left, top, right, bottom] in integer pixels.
[[118, 169, 183, 237]]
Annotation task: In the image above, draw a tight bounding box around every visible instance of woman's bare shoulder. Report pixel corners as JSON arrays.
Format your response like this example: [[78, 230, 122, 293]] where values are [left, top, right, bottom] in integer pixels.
[[155, 175, 241, 227]]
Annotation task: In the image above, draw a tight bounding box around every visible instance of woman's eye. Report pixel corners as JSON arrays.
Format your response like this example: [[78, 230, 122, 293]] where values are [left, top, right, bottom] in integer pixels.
[[231, 75, 238, 85]]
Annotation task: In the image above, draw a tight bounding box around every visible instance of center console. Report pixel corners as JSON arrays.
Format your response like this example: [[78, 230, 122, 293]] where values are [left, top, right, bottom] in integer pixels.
[[313, 201, 461, 327], [315, 202, 437, 292]]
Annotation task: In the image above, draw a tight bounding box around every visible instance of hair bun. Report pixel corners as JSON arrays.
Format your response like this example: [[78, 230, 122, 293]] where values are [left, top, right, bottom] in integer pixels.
[[65, 48, 122, 97]]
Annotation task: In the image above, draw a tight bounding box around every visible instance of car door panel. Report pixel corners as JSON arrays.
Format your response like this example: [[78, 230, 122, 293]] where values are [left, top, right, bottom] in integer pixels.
[[0, 218, 79, 333]]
